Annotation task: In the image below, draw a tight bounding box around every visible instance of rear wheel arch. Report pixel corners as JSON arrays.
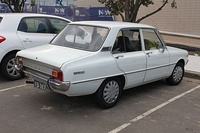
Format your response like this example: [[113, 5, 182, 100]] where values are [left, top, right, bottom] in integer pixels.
[[95, 75, 126, 93], [94, 75, 126, 108], [1, 50, 20, 63], [115, 75, 126, 89], [101, 75, 126, 90], [1, 50, 19, 67], [0, 50, 22, 80]]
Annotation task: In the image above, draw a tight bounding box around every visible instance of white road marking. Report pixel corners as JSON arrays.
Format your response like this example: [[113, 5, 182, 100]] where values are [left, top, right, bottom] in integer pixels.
[[108, 85, 200, 133], [109, 123, 131, 133], [0, 84, 26, 93]]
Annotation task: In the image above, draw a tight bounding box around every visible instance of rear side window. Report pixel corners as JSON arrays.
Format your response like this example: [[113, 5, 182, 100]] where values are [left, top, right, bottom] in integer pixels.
[[18, 17, 50, 33], [48, 18, 69, 34]]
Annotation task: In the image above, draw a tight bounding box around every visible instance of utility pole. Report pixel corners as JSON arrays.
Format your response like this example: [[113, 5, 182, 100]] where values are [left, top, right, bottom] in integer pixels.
[[37, 0, 40, 13]]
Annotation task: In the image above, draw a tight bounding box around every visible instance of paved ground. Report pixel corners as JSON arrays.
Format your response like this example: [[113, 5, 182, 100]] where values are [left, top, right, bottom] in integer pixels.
[[0, 76, 200, 133], [1, 42, 200, 133]]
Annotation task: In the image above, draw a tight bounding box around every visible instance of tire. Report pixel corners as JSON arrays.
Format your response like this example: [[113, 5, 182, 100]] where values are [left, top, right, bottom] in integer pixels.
[[95, 77, 122, 109], [166, 62, 184, 85], [1, 53, 23, 80]]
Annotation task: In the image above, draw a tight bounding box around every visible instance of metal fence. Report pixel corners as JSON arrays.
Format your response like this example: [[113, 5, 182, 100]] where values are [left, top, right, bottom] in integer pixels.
[[0, 3, 113, 21]]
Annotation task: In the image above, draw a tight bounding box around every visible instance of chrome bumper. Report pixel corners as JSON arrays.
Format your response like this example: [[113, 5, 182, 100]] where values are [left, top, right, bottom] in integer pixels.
[[15, 65, 70, 92], [26, 70, 70, 92], [48, 79, 70, 92]]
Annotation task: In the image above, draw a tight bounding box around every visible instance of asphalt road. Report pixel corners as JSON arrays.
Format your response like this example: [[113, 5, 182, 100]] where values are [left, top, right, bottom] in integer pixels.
[[0, 76, 200, 133]]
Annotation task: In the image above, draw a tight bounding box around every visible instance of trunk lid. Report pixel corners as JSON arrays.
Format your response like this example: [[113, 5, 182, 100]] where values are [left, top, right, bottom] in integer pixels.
[[17, 44, 93, 68]]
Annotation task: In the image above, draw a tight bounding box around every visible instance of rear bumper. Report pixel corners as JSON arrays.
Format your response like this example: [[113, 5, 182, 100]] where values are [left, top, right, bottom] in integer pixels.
[[48, 78, 70, 92], [15, 64, 70, 92]]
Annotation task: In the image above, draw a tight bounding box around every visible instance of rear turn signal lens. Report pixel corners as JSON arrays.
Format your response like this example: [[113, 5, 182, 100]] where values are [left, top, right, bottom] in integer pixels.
[[0, 36, 6, 43], [52, 69, 63, 81], [18, 58, 23, 65]]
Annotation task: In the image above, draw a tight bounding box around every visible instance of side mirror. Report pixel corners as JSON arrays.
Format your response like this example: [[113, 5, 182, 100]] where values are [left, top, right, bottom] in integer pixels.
[[157, 43, 165, 53], [159, 47, 165, 53]]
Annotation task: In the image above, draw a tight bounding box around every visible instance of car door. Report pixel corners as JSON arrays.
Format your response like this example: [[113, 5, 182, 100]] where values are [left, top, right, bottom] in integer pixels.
[[17, 17, 55, 49], [141, 29, 170, 82], [112, 29, 146, 88]]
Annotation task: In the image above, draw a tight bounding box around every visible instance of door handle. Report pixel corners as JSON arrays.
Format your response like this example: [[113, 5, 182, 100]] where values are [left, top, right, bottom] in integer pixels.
[[23, 40, 32, 42], [146, 52, 153, 57], [23, 38, 32, 43], [115, 55, 124, 59]]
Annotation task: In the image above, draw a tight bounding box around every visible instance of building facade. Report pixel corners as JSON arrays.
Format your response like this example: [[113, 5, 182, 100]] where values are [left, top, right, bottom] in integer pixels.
[[137, 0, 200, 46], [74, 0, 200, 46], [74, 0, 103, 7], [1, 0, 199, 46], [138, 0, 200, 36]]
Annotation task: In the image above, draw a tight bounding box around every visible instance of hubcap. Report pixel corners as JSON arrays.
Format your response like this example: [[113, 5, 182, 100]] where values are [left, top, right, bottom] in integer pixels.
[[6, 58, 20, 77], [103, 80, 119, 104], [173, 66, 183, 82]]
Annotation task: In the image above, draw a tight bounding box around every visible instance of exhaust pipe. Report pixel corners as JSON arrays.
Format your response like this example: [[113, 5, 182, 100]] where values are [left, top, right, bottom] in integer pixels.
[[26, 81, 34, 84]]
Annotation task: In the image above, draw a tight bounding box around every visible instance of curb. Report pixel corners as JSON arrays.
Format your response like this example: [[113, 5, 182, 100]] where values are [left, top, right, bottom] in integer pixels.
[[166, 43, 200, 51], [185, 70, 200, 80]]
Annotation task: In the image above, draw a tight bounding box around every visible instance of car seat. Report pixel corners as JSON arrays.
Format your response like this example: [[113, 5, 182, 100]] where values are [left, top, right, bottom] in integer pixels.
[[37, 23, 47, 33], [18, 21, 28, 32], [117, 36, 133, 52]]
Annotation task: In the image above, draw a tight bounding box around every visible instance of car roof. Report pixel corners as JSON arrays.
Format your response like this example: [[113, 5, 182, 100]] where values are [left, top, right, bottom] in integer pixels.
[[0, 13, 71, 21], [69, 21, 155, 29], [0, 13, 71, 32]]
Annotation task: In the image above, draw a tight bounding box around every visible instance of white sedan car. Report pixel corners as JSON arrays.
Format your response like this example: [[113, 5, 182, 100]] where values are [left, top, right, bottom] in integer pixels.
[[0, 13, 71, 80], [16, 21, 188, 108]]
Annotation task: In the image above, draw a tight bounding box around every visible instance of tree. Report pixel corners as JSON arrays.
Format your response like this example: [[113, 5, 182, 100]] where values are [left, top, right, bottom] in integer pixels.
[[30, 0, 35, 6], [0, 0, 27, 13], [98, 0, 177, 23], [56, 0, 63, 6]]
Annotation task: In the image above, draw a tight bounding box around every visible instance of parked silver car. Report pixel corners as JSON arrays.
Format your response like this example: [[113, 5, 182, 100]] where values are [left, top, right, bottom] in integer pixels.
[[0, 13, 71, 80]]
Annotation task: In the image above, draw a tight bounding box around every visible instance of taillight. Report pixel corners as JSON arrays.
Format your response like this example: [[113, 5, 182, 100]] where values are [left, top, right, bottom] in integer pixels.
[[52, 69, 63, 81], [16, 57, 23, 66], [18, 58, 23, 65], [0, 36, 6, 43]]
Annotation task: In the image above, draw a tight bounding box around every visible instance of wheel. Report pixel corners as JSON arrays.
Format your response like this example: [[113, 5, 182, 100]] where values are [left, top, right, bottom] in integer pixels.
[[166, 62, 184, 85], [95, 77, 122, 109], [1, 53, 23, 80]]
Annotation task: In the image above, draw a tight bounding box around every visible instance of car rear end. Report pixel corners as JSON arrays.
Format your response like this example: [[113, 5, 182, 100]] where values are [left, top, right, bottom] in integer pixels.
[[16, 56, 70, 93], [0, 15, 5, 40], [15, 44, 93, 95], [0, 15, 6, 61], [0, 14, 25, 80]]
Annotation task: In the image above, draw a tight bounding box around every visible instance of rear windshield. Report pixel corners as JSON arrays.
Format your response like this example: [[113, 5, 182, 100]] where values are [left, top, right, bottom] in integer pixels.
[[51, 24, 109, 52]]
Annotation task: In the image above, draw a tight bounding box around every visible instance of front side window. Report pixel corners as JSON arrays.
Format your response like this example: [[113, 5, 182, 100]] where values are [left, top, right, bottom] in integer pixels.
[[18, 17, 50, 33], [51, 25, 109, 52], [142, 29, 163, 50], [112, 29, 141, 54], [48, 18, 69, 34]]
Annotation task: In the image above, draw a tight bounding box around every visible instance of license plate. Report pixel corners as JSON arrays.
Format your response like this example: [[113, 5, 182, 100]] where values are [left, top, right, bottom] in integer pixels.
[[34, 80, 46, 90]]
